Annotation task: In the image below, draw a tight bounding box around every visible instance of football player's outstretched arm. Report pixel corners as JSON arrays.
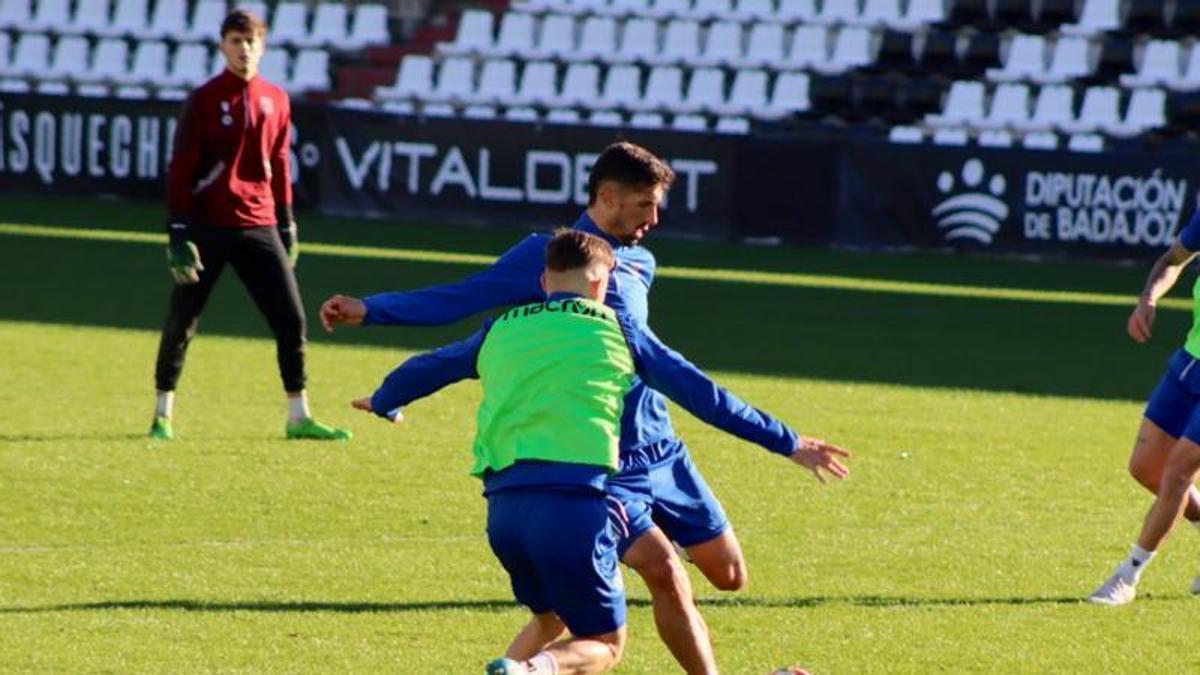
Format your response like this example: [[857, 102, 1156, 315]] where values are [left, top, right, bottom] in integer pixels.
[[622, 316, 849, 483], [353, 323, 490, 422], [321, 235, 547, 332]]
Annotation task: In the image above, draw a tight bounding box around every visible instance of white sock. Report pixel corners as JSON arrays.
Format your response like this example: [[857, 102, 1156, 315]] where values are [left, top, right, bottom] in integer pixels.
[[287, 391, 311, 423], [1188, 486, 1200, 529], [525, 652, 557, 674], [1117, 544, 1156, 583], [155, 391, 174, 418]]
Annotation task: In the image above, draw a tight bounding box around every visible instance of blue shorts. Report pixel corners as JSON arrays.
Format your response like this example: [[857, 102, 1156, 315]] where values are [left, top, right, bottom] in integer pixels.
[[486, 489, 626, 637], [609, 439, 729, 558], [1145, 348, 1200, 444]]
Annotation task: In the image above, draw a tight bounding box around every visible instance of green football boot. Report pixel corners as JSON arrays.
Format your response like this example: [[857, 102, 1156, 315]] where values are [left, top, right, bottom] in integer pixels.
[[485, 658, 524, 674], [149, 416, 174, 440], [286, 418, 352, 441]]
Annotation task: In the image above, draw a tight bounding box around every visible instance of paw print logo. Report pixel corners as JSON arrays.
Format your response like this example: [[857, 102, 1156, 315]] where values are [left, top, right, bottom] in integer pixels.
[[932, 159, 1009, 245]]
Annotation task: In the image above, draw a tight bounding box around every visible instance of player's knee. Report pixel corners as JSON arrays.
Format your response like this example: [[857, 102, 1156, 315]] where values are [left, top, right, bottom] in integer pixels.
[[600, 627, 626, 668], [1128, 454, 1161, 490], [635, 553, 693, 605], [709, 561, 748, 592]]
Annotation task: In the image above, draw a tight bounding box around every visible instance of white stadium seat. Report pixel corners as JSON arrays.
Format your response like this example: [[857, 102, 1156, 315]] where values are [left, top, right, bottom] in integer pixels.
[[167, 43, 211, 87], [630, 65, 683, 112], [271, 2, 311, 47], [688, 0, 734, 21], [440, 9, 494, 56], [463, 104, 498, 119], [309, 3, 349, 47], [673, 113, 708, 131], [83, 38, 129, 82], [186, 0, 226, 42], [1061, 0, 1120, 36], [1037, 36, 1090, 85], [529, 13, 575, 60], [697, 21, 742, 67], [0, 0, 33, 30], [37, 79, 71, 94], [814, 26, 873, 74], [926, 81, 986, 128], [932, 127, 969, 145], [595, 63, 642, 109], [733, 0, 774, 22], [892, 0, 943, 30], [123, 40, 169, 85], [551, 62, 599, 107], [47, 35, 90, 80], [483, 12, 534, 58], [715, 116, 750, 134], [106, 0, 148, 36], [760, 70, 809, 118], [987, 34, 1046, 82], [713, 68, 768, 116], [978, 129, 1013, 147], [783, 25, 829, 70], [855, 0, 901, 27], [612, 17, 658, 63], [1013, 84, 1075, 132], [1023, 131, 1059, 150], [737, 22, 784, 68], [630, 111, 665, 128], [1067, 132, 1104, 152], [29, 0, 69, 32], [426, 56, 475, 104], [0, 32, 10, 73], [1174, 44, 1200, 92], [977, 83, 1031, 130], [888, 125, 924, 143], [347, 4, 391, 49], [776, 0, 817, 22], [648, 19, 700, 66], [1121, 40, 1182, 89], [813, 0, 859, 24], [589, 109, 623, 126], [504, 106, 540, 121], [545, 107, 582, 123], [469, 59, 517, 105], [68, 0, 112, 35], [147, 0, 188, 40], [1060, 86, 1120, 134], [258, 49, 288, 85], [677, 66, 725, 114], [10, 33, 51, 77], [511, 60, 557, 106], [289, 49, 329, 92], [571, 15, 617, 62], [1107, 88, 1166, 137], [376, 54, 434, 100]]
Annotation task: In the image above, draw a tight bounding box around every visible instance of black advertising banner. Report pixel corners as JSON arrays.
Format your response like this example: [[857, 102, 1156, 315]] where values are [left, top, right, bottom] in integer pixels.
[[836, 139, 1200, 259], [0, 92, 321, 208], [313, 107, 738, 237], [732, 133, 840, 245]]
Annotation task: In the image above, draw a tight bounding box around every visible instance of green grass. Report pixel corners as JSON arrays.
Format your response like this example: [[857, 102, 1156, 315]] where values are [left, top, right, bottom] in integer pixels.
[[3, 195, 1200, 672]]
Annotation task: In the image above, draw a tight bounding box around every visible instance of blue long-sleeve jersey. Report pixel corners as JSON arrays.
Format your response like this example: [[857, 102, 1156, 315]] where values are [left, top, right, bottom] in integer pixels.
[[369, 293, 799, 481], [363, 213, 676, 467]]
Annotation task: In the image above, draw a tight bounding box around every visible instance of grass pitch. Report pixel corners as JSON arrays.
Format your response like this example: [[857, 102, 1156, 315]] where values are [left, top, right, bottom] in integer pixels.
[[3, 195, 1200, 672]]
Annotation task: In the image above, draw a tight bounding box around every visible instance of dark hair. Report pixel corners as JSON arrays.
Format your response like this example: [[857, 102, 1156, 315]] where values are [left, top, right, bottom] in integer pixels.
[[586, 142, 676, 205], [221, 9, 268, 38], [545, 228, 615, 273]]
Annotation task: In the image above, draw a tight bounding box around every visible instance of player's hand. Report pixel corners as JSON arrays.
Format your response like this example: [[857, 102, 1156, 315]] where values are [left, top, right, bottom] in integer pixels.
[[166, 240, 204, 285], [789, 436, 851, 484], [278, 225, 299, 269], [351, 397, 403, 422], [1128, 300, 1156, 343], [321, 294, 367, 332]]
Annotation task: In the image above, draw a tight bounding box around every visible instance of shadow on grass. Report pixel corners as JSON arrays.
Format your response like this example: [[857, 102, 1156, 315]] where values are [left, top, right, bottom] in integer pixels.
[[4, 593, 1156, 615], [0, 215, 1179, 402]]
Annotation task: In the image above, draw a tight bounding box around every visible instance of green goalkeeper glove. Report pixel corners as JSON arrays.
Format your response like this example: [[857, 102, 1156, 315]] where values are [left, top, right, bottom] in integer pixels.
[[166, 219, 203, 284], [277, 204, 299, 268]]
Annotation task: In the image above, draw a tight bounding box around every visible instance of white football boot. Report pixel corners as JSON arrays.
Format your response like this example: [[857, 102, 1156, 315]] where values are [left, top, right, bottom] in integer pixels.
[[1088, 572, 1137, 606]]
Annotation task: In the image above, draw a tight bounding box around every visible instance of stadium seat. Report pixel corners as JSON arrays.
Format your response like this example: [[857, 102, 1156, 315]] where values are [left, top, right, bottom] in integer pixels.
[[714, 116, 750, 134], [589, 109, 623, 125], [291, 50, 329, 92], [106, 0, 147, 36], [813, 0, 860, 25], [551, 62, 600, 107], [1060, 86, 1120, 133], [511, 60, 557, 106], [648, 19, 700, 66], [1022, 130, 1059, 149], [185, 0, 225, 42], [813, 26, 873, 75], [380, 100, 414, 115], [504, 106, 540, 121], [0, 77, 31, 91], [732, 0, 774, 22], [29, 0, 69, 33], [926, 80, 985, 127], [760, 71, 809, 118], [10, 33, 51, 77], [272, 3, 312, 47], [853, 0, 901, 27], [259, 50, 289, 85], [241, 1, 269, 25], [806, 73, 853, 118], [469, 59, 517, 105], [482, 12, 534, 58], [1089, 35, 1135, 84], [1036, 36, 1090, 84], [440, 9, 494, 56], [545, 107, 581, 123], [115, 84, 148, 98], [629, 111, 665, 128], [872, 29, 916, 74], [121, 39, 169, 85], [713, 68, 768, 116], [66, 0, 112, 35], [1013, 84, 1075, 132], [166, 43, 210, 87], [0, 0, 32, 30], [594, 63, 642, 109], [613, 18, 658, 63], [986, 34, 1046, 82], [991, 0, 1034, 31], [1108, 87, 1166, 137], [602, 0, 650, 18], [75, 82, 109, 96], [696, 21, 742, 67], [647, 0, 689, 20], [737, 22, 784, 68], [529, 14, 576, 60], [463, 104, 498, 119], [1067, 132, 1104, 152], [892, 0, 945, 30], [978, 129, 1013, 147], [346, 4, 392, 49], [1061, 0, 1120, 36], [931, 127, 969, 145], [915, 29, 958, 75], [672, 113, 708, 131], [782, 24, 830, 70], [898, 76, 945, 119], [1120, 40, 1181, 88], [565, 0, 610, 16], [888, 125, 923, 143], [157, 87, 185, 100], [309, 3, 349, 47], [944, 0, 990, 29], [570, 15, 616, 62], [1037, 0, 1076, 28], [977, 82, 1031, 129], [678, 66, 725, 114], [688, 0, 734, 21], [1169, 1, 1200, 36], [856, 76, 900, 121], [0, 32, 9, 72], [421, 102, 456, 117], [425, 57, 475, 104], [146, 0, 187, 40], [775, 0, 817, 23], [958, 31, 1002, 75], [629, 65, 683, 111], [376, 54, 433, 100], [37, 79, 71, 94], [47, 35, 90, 80], [82, 38, 128, 82]]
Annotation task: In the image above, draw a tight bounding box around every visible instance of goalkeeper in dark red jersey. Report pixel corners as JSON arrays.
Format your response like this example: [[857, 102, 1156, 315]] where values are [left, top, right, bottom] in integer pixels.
[[149, 9, 349, 441]]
